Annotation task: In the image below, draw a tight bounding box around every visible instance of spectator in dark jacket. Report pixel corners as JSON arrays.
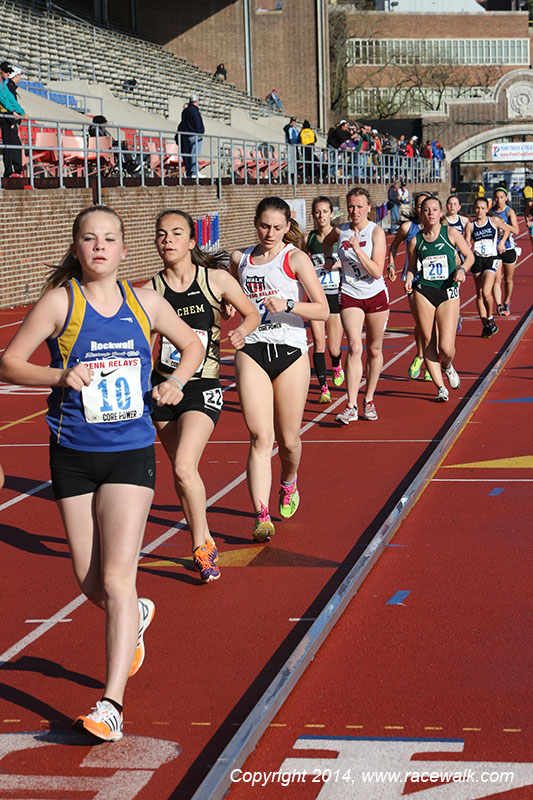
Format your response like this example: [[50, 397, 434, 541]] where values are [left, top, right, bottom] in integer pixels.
[[176, 93, 206, 178], [0, 62, 25, 177], [214, 63, 227, 81], [387, 179, 401, 234]]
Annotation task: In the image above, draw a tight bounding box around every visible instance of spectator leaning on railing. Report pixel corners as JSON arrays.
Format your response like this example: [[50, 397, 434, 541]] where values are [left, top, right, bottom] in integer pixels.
[[0, 60, 26, 178]]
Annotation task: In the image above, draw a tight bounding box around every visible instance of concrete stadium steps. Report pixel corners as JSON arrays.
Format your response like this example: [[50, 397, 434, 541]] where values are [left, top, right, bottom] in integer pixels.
[[0, 0, 274, 123]]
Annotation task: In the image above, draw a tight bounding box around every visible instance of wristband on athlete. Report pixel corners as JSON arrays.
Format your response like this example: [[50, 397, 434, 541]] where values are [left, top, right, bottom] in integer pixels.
[[167, 375, 184, 391]]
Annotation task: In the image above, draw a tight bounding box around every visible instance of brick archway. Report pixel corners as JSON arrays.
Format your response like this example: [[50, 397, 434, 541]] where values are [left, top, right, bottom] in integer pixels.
[[447, 122, 533, 162], [423, 69, 533, 164]]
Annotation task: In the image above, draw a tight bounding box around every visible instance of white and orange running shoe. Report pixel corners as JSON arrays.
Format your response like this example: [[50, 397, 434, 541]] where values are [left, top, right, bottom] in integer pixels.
[[75, 700, 123, 742], [129, 598, 155, 677]]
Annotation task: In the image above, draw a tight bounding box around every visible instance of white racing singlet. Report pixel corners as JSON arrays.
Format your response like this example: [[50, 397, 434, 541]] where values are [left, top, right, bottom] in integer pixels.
[[238, 243, 307, 350], [338, 221, 387, 300]]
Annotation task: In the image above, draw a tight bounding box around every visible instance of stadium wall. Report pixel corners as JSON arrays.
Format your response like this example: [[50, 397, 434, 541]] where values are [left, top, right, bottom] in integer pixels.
[[0, 181, 442, 309], [134, 0, 325, 127]]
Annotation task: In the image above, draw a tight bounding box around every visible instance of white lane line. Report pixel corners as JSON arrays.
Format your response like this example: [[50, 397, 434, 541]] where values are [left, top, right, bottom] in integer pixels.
[[0, 595, 86, 665], [0, 340, 423, 665], [0, 481, 51, 512], [0, 320, 23, 330]]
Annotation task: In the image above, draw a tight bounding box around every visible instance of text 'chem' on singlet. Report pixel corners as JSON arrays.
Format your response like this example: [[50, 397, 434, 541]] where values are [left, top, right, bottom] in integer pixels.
[[46, 278, 155, 452], [307, 229, 340, 295], [472, 218, 498, 258], [151, 264, 221, 381], [414, 225, 457, 290], [238, 243, 307, 351], [337, 221, 387, 300]]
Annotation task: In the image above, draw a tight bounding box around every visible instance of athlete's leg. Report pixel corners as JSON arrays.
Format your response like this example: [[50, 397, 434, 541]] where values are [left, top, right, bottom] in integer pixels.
[[363, 309, 389, 403], [95, 483, 153, 704], [326, 312, 344, 363], [474, 273, 487, 322], [493, 260, 503, 308], [410, 292, 442, 386], [340, 306, 365, 406], [481, 269, 496, 319], [57, 493, 104, 608], [309, 318, 327, 389], [235, 351, 275, 514], [502, 259, 516, 307], [154, 413, 215, 551], [272, 354, 310, 484], [407, 293, 426, 379], [435, 298, 460, 369]]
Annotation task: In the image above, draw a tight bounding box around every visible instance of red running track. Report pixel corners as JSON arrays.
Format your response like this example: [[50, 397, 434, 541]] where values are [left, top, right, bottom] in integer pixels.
[[0, 227, 531, 799]]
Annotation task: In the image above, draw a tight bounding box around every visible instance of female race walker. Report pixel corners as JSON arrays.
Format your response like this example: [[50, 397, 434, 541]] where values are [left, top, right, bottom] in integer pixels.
[[147, 209, 259, 582], [387, 191, 432, 381], [324, 187, 388, 424], [0, 206, 204, 742], [470, 196, 511, 338], [405, 196, 473, 401], [230, 196, 328, 542], [491, 187, 519, 316], [306, 196, 344, 403], [445, 193, 472, 333]]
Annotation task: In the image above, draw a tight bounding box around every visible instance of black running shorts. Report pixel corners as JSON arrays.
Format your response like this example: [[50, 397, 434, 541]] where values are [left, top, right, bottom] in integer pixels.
[[150, 374, 222, 425], [471, 255, 498, 275], [50, 441, 156, 499], [239, 342, 305, 380], [499, 248, 517, 265], [413, 281, 459, 308]]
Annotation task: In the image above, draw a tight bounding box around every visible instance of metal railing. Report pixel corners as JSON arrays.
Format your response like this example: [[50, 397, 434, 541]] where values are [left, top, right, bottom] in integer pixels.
[[0, 115, 446, 204]]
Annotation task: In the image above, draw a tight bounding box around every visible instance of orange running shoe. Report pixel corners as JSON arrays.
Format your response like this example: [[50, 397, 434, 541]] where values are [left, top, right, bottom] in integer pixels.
[[74, 700, 123, 742], [193, 544, 221, 582], [129, 598, 155, 677]]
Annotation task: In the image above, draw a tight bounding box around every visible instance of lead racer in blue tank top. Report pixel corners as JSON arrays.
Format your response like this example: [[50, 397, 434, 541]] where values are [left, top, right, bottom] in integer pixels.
[[0, 206, 204, 743], [491, 187, 519, 316], [387, 191, 432, 381], [230, 196, 328, 543]]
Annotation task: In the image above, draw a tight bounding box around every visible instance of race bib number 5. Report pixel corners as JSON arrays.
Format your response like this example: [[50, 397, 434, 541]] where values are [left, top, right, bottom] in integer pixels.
[[81, 358, 143, 423], [422, 254, 449, 281]]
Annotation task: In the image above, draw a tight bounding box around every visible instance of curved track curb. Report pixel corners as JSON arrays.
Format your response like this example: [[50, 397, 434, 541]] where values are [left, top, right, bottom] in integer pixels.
[[191, 305, 533, 800]]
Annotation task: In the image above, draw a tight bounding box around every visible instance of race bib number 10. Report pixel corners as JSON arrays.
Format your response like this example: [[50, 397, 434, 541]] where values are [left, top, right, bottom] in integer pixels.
[[81, 358, 144, 423]]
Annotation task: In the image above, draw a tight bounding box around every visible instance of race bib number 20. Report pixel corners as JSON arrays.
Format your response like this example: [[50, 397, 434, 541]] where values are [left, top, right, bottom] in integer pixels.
[[422, 254, 449, 281]]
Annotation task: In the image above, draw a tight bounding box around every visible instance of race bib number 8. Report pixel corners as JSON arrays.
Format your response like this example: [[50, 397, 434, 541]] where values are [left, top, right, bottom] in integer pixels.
[[422, 254, 449, 281], [161, 329, 208, 376], [81, 358, 143, 423]]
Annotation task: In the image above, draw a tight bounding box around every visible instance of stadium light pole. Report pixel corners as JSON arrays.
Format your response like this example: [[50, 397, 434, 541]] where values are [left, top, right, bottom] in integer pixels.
[[243, 0, 253, 96]]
